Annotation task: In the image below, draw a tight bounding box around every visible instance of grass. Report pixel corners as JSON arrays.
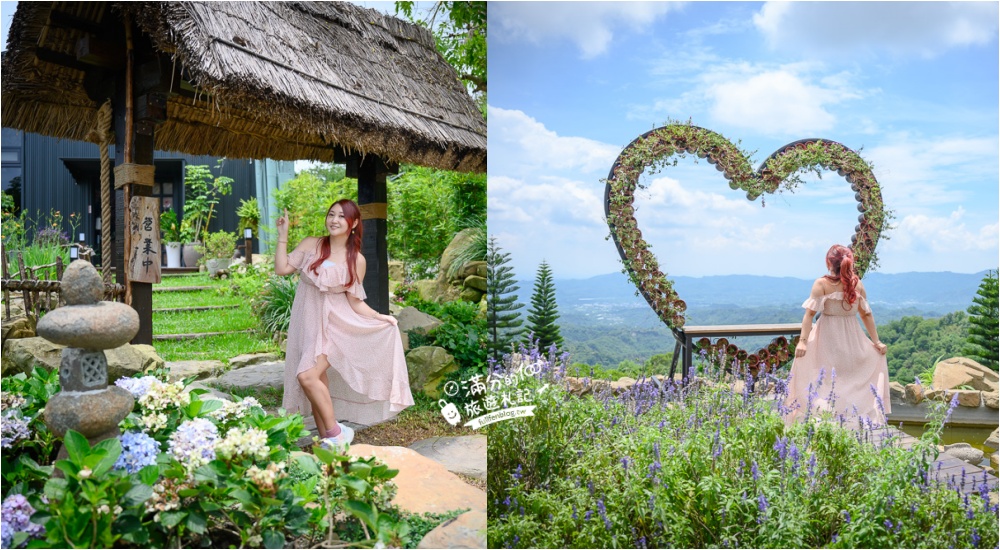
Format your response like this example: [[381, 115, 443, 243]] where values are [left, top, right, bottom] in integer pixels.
[[353, 392, 468, 448], [153, 305, 258, 334], [152, 289, 244, 309], [152, 329, 279, 362], [156, 273, 228, 288], [225, 385, 284, 410]]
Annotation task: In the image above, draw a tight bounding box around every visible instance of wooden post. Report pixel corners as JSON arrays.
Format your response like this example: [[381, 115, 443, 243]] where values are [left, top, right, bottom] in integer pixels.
[[356, 155, 396, 314], [113, 16, 156, 345]]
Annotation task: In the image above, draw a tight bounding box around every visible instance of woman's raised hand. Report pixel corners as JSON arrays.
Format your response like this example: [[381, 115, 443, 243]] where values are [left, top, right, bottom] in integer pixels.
[[276, 208, 290, 240]]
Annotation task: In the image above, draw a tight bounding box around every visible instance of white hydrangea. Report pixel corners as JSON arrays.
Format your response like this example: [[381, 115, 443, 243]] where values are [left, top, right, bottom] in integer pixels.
[[215, 427, 269, 462], [138, 380, 190, 412]]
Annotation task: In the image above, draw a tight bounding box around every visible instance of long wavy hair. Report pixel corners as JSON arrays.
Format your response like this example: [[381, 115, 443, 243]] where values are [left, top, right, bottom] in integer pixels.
[[823, 244, 859, 306], [309, 199, 363, 288]]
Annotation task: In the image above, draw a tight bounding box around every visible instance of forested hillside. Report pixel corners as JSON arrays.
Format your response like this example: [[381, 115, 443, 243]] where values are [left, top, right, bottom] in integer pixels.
[[879, 311, 970, 384]]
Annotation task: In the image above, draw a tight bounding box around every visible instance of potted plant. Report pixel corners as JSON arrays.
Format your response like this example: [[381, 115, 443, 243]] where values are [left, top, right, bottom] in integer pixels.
[[236, 197, 261, 236], [197, 230, 237, 276], [179, 218, 202, 268], [160, 210, 182, 268], [181, 163, 233, 266]]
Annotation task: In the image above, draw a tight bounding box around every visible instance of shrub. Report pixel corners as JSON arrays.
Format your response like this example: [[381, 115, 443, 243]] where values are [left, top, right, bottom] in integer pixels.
[[487, 346, 998, 549], [196, 230, 237, 260], [254, 274, 299, 336]]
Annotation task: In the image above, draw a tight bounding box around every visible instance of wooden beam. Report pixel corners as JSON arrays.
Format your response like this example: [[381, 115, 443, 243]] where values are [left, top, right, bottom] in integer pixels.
[[357, 155, 391, 315], [34, 47, 90, 73], [75, 35, 123, 69]]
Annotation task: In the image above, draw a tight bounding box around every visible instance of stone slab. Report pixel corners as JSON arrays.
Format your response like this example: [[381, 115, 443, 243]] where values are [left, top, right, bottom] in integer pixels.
[[347, 444, 486, 515], [167, 360, 224, 382], [228, 352, 282, 370], [210, 361, 284, 391], [409, 435, 486, 480], [417, 510, 486, 549]]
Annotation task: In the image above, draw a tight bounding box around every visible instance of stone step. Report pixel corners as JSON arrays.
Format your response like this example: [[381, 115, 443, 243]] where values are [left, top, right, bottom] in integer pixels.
[[408, 435, 486, 480], [153, 286, 215, 292], [153, 305, 239, 313], [153, 329, 253, 341]]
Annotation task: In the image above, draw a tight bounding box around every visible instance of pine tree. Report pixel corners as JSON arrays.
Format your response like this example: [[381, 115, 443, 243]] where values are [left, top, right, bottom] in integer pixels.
[[964, 269, 998, 370], [525, 260, 563, 351], [486, 237, 524, 361]]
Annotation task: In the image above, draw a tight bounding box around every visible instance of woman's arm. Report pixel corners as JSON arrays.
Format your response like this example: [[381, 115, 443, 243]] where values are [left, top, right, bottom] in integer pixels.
[[346, 255, 398, 326], [795, 280, 824, 358], [857, 282, 888, 355]]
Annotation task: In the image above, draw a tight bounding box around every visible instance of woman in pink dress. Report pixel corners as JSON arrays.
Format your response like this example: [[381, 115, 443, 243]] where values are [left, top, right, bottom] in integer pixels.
[[275, 199, 414, 447], [783, 244, 890, 426]]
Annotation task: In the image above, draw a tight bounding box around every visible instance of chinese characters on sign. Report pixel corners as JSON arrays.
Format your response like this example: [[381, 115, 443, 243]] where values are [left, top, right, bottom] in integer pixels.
[[127, 196, 162, 284], [438, 359, 548, 429]]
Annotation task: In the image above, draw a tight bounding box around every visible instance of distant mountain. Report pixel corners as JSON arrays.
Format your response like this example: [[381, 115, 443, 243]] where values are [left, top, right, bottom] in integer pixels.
[[512, 270, 990, 366]]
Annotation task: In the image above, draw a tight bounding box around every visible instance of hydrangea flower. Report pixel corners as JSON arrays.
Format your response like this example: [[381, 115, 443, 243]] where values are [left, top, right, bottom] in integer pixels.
[[0, 392, 26, 413], [1, 411, 31, 449], [139, 380, 190, 413], [215, 427, 269, 461], [0, 494, 44, 548], [114, 376, 159, 399], [209, 397, 262, 423], [246, 461, 286, 495], [114, 431, 160, 474], [168, 418, 218, 472]]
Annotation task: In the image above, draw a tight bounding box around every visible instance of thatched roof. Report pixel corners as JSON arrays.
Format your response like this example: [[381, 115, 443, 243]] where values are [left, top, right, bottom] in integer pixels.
[[1, 2, 486, 173]]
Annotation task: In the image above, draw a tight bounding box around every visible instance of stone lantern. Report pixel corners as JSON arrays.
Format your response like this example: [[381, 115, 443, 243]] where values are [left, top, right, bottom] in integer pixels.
[[37, 261, 138, 456]]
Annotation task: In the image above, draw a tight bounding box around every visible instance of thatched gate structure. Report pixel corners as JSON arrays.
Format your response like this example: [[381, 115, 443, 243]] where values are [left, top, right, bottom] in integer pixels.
[[2, 2, 487, 344]]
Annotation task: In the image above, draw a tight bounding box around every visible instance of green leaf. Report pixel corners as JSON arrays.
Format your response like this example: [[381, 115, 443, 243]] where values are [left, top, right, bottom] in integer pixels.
[[112, 513, 143, 534], [338, 475, 371, 495], [343, 500, 378, 530], [139, 464, 160, 486], [312, 446, 337, 465], [230, 488, 254, 507], [186, 510, 208, 534], [52, 460, 78, 479], [63, 430, 90, 463], [294, 453, 321, 476], [122, 484, 153, 507], [263, 529, 285, 549], [346, 462, 372, 480], [159, 510, 186, 528]]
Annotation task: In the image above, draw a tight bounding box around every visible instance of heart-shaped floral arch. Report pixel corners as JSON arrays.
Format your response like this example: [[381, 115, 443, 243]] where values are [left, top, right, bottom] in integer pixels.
[[603, 122, 891, 370]]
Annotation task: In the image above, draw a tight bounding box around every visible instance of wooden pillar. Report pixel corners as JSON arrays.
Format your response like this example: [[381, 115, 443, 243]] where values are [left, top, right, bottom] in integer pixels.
[[356, 155, 393, 314]]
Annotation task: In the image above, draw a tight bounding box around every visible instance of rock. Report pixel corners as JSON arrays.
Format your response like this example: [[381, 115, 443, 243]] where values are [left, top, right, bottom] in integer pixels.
[[992, 452, 999, 470], [167, 360, 224, 382], [932, 357, 999, 392], [36, 302, 139, 349], [417, 510, 486, 549], [183, 381, 232, 401], [942, 442, 985, 464], [888, 382, 905, 400], [953, 390, 982, 408], [105, 344, 164, 382], [610, 377, 637, 394], [211, 361, 284, 392], [473, 261, 487, 279], [2, 316, 35, 344], [414, 279, 457, 304], [439, 229, 479, 283], [44, 385, 134, 438], [459, 287, 483, 303], [388, 261, 405, 283], [984, 392, 998, 409], [904, 383, 925, 404], [59, 348, 110, 391], [409, 435, 486, 480], [228, 352, 281, 370], [463, 275, 487, 293], [60, 260, 104, 305], [396, 307, 444, 351], [405, 347, 458, 398], [986, 427, 999, 450], [924, 388, 947, 402], [2, 337, 63, 375], [347, 444, 486, 514]]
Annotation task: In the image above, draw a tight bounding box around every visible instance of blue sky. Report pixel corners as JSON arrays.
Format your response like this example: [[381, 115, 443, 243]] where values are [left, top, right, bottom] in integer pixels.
[[488, 2, 999, 279]]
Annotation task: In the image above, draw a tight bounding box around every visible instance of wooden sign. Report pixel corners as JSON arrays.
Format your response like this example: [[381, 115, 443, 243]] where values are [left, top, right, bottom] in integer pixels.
[[127, 196, 161, 284]]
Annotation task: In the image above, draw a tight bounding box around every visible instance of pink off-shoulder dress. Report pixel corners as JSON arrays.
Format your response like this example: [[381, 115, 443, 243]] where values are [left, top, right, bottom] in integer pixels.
[[783, 292, 891, 426], [281, 248, 414, 426]]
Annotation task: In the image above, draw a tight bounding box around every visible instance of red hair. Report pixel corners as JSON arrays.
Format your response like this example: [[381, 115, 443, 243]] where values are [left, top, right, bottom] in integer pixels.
[[309, 199, 363, 288], [823, 244, 859, 306]]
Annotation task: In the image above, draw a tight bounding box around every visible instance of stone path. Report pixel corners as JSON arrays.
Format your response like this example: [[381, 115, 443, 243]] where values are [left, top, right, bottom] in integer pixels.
[[409, 435, 486, 480]]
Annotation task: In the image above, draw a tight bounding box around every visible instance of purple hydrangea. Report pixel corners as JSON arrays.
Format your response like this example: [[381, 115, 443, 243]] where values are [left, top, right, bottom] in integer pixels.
[[0, 494, 44, 548], [114, 376, 158, 399], [168, 418, 218, 471], [114, 431, 160, 474], [1, 411, 31, 449]]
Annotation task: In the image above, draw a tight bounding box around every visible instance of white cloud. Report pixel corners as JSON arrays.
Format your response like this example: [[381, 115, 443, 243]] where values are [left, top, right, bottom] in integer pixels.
[[753, 2, 998, 58], [708, 70, 860, 135], [488, 106, 621, 174], [490, 2, 682, 58], [887, 207, 999, 253]]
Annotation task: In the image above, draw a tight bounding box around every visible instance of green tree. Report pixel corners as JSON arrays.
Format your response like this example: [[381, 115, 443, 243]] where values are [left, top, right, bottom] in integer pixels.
[[525, 260, 563, 352], [396, 1, 486, 112], [486, 237, 524, 360], [963, 269, 998, 370]]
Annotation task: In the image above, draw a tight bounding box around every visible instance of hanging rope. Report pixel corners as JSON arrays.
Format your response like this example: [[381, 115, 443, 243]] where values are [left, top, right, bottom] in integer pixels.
[[95, 101, 113, 284]]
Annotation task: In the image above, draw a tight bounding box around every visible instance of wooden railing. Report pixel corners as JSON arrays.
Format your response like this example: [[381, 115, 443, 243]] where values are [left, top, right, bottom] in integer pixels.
[[1, 249, 125, 321]]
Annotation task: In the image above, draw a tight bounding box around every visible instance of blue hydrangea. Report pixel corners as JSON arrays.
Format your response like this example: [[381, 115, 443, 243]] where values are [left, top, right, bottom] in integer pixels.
[[114, 376, 158, 399], [0, 494, 44, 548], [168, 418, 218, 471], [1, 411, 31, 449], [114, 431, 160, 474]]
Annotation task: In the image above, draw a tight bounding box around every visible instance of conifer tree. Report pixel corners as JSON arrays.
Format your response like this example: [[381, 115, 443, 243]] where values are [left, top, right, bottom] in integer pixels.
[[525, 260, 563, 351], [964, 269, 998, 370], [486, 237, 524, 360]]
